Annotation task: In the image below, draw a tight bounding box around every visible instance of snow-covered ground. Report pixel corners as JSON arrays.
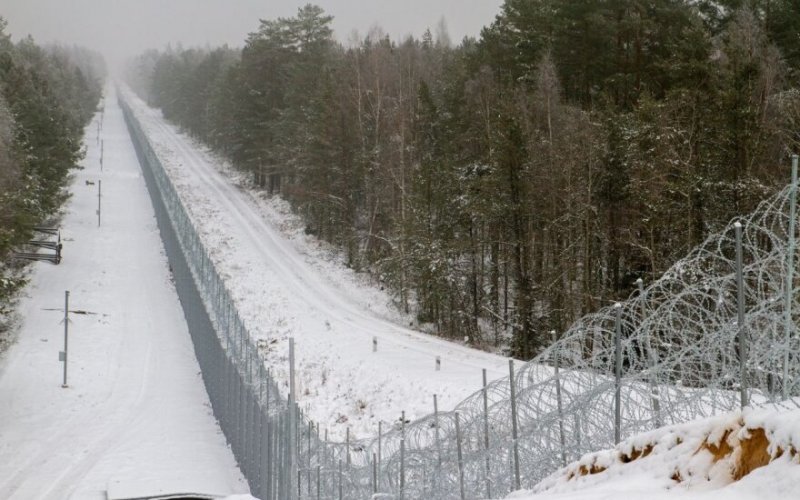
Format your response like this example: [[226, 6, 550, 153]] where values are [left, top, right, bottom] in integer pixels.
[[0, 88, 248, 500], [121, 88, 511, 440], [512, 402, 800, 500]]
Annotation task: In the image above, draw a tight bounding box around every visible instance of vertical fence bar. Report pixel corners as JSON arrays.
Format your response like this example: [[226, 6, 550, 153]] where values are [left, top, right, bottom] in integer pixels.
[[614, 302, 623, 444], [400, 438, 406, 500], [97, 180, 102, 227], [433, 394, 442, 476], [785, 154, 798, 400], [508, 359, 521, 491], [338, 459, 343, 500], [735, 221, 749, 408], [455, 412, 465, 500], [552, 331, 567, 467], [377, 421, 382, 492], [482, 369, 491, 499], [372, 453, 378, 495], [289, 338, 297, 500], [637, 278, 661, 428], [62, 290, 70, 388]]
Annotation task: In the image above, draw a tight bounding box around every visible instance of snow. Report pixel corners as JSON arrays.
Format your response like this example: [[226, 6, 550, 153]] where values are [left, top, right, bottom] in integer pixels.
[[120, 87, 512, 440], [0, 87, 247, 499], [511, 401, 800, 500]]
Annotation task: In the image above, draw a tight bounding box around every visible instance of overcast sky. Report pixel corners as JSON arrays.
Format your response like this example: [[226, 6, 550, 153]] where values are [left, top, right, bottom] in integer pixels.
[[1, 0, 503, 67]]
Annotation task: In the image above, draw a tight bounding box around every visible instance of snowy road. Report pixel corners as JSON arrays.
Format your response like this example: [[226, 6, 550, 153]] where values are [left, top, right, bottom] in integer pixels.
[[0, 89, 247, 499], [124, 90, 511, 438]]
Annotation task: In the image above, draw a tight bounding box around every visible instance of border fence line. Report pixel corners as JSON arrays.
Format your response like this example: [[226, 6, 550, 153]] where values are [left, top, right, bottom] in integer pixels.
[[120, 90, 800, 499]]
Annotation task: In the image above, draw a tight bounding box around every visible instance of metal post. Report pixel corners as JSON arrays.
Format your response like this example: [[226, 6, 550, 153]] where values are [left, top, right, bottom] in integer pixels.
[[614, 302, 622, 444], [436, 356, 441, 371], [508, 359, 521, 490], [433, 394, 442, 473], [338, 459, 343, 500], [62, 290, 70, 388], [400, 438, 406, 500], [377, 420, 382, 491], [552, 331, 567, 467], [455, 412, 465, 500], [785, 154, 798, 400], [97, 180, 102, 227], [316, 464, 321, 500], [637, 278, 661, 428], [372, 453, 378, 495], [735, 222, 749, 408], [482, 369, 491, 499], [346, 427, 351, 467], [289, 338, 297, 500]]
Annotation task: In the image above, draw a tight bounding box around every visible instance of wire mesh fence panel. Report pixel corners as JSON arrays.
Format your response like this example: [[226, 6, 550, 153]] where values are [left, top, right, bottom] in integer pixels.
[[120, 91, 800, 499]]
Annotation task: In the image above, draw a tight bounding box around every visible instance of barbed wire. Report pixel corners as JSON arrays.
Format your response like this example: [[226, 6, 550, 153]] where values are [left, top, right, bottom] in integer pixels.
[[123, 91, 799, 499]]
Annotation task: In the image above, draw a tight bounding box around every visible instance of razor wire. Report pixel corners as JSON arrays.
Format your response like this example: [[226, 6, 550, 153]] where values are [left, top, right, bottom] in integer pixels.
[[120, 90, 800, 499]]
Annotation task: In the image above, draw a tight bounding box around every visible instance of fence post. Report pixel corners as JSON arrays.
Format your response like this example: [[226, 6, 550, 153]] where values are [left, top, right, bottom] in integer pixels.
[[97, 180, 102, 228], [372, 452, 378, 495], [289, 338, 297, 500], [338, 459, 343, 500], [377, 421, 382, 492], [400, 438, 406, 500], [482, 369, 491, 499], [637, 278, 661, 428], [785, 154, 798, 400], [455, 412, 466, 500], [433, 394, 442, 479], [735, 221, 749, 408], [552, 331, 567, 467], [346, 427, 351, 467], [508, 359, 521, 491], [61, 290, 70, 388], [614, 302, 623, 444], [373, 336, 377, 352], [307, 421, 312, 497]]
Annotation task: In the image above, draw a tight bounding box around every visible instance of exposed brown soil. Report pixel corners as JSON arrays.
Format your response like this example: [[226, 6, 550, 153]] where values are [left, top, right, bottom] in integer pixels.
[[733, 428, 771, 480]]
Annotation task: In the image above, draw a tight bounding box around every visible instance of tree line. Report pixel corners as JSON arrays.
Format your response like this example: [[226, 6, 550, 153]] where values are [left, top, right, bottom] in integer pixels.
[[126, 1, 800, 358], [0, 18, 105, 314]]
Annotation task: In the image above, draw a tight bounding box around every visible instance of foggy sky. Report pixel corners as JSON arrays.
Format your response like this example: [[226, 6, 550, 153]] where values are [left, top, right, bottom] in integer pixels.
[[1, 0, 503, 67]]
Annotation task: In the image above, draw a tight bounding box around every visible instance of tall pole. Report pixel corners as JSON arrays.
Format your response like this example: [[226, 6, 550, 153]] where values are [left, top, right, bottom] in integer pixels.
[[62, 290, 69, 388], [482, 369, 491, 499], [455, 412, 465, 500], [637, 278, 661, 427], [552, 331, 567, 466], [508, 359, 521, 490], [735, 222, 749, 408], [785, 154, 798, 400], [614, 303, 622, 444], [97, 180, 102, 228], [289, 337, 297, 500]]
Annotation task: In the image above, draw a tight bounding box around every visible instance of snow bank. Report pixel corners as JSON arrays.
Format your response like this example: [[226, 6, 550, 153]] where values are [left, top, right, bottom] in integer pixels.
[[514, 400, 800, 499]]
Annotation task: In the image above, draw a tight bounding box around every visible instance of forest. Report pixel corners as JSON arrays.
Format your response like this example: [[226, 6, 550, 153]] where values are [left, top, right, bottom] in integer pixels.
[[125, 0, 800, 358], [0, 18, 104, 315]]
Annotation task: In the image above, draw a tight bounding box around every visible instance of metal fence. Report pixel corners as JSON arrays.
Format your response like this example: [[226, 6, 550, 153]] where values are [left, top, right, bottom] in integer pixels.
[[120, 91, 800, 500]]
